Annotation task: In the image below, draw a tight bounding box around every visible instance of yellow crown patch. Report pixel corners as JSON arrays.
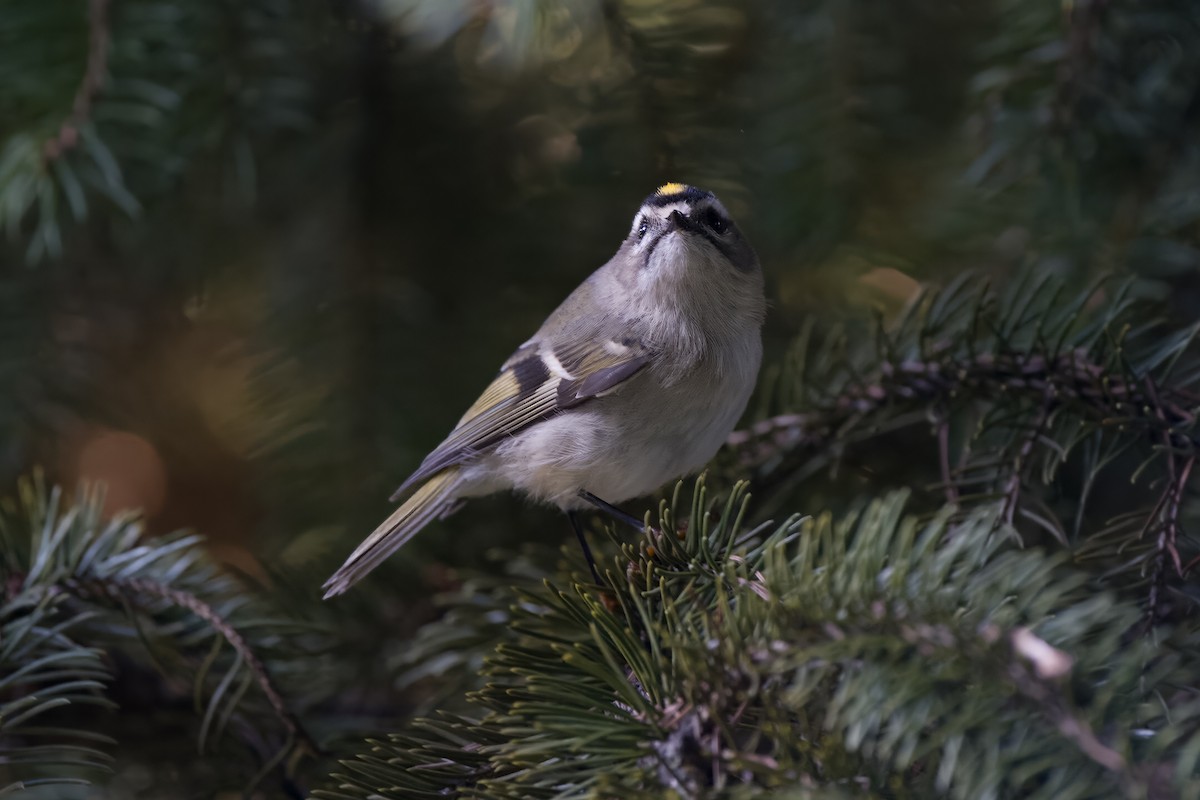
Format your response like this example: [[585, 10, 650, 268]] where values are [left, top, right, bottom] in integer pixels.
[[655, 182, 689, 196]]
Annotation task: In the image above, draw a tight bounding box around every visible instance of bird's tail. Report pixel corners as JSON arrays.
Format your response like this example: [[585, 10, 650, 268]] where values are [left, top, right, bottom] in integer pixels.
[[322, 467, 463, 598]]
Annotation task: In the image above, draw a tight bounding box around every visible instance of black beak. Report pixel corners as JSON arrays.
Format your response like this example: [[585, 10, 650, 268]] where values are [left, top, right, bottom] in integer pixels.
[[644, 208, 694, 266], [667, 209, 693, 231]]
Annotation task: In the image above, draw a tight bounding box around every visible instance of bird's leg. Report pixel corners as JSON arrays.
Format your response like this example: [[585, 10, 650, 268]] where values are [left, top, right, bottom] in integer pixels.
[[567, 510, 602, 584], [577, 489, 648, 532]]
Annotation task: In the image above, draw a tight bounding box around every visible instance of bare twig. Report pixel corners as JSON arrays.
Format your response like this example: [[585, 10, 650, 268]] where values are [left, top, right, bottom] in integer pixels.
[[936, 411, 958, 505], [43, 0, 112, 162], [974, 624, 1126, 775], [1146, 455, 1193, 622], [1142, 374, 1194, 624], [1165, 456, 1191, 575], [1002, 390, 1053, 527], [1007, 654, 1126, 774]]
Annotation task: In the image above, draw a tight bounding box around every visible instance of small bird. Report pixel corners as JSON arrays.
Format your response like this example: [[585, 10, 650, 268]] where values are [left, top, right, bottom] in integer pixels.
[[323, 183, 765, 598]]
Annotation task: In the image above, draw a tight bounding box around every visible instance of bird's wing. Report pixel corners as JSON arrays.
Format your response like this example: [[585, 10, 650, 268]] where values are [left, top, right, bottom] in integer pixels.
[[389, 337, 653, 500]]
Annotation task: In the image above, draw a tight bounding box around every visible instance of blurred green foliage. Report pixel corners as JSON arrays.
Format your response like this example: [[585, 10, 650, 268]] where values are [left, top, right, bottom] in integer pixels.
[[1, 0, 1197, 566], [2, 0, 1200, 795]]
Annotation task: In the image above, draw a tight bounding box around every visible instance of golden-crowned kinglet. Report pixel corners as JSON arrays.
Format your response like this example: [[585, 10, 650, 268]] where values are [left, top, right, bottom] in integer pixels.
[[323, 184, 765, 597]]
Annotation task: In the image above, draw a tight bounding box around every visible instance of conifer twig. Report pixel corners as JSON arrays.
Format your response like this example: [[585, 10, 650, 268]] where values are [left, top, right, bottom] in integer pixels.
[[63, 574, 319, 757], [43, 0, 111, 162], [1143, 374, 1194, 623], [936, 410, 958, 505], [1001, 389, 1053, 526], [731, 350, 1199, 462], [1146, 455, 1193, 622], [1007, 656, 1126, 774], [960, 624, 1127, 776]]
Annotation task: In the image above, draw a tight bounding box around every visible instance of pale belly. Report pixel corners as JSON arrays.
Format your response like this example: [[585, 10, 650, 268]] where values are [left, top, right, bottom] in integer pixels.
[[477, 360, 754, 509]]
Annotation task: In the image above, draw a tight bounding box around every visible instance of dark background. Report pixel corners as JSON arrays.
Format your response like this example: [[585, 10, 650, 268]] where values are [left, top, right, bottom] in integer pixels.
[[3, 0, 1200, 791]]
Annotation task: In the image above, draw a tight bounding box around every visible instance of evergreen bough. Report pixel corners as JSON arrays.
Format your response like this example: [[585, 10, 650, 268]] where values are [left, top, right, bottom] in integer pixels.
[[2, 272, 1199, 797], [0, 476, 323, 795], [3, 0, 1200, 797], [317, 481, 1200, 799]]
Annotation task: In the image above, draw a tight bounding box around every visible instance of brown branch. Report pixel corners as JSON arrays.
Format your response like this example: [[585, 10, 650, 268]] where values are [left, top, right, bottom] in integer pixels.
[[968, 624, 1127, 777], [1142, 374, 1194, 624], [1015, 672, 1127, 774], [874, 618, 1135, 783], [1166, 456, 1192, 575], [989, 626, 1126, 774], [1146, 455, 1193, 622], [729, 348, 1200, 615], [64, 574, 319, 757], [43, 0, 112, 162], [730, 350, 1200, 470], [936, 411, 958, 505], [1001, 390, 1053, 527]]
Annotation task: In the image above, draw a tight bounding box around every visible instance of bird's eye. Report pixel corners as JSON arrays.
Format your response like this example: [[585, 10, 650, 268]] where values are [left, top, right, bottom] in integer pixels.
[[637, 219, 649, 239], [702, 207, 728, 234]]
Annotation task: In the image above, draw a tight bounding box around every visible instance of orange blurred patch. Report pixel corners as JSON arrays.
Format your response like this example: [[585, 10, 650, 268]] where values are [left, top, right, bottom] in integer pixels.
[[74, 429, 168, 518], [857, 267, 921, 305]]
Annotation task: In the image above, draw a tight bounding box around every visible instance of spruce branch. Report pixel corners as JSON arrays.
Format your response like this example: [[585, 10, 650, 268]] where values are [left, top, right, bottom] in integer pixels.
[[752, 606, 1135, 788], [0, 476, 324, 792], [1144, 445, 1194, 625], [935, 409, 958, 505], [319, 479, 1200, 799], [730, 349, 1200, 467], [1000, 387, 1054, 529], [0, 595, 117, 792], [1144, 373, 1193, 584], [730, 276, 1200, 617], [60, 574, 319, 758], [2, 0, 316, 260], [41, 0, 111, 163], [979, 626, 1125, 775]]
